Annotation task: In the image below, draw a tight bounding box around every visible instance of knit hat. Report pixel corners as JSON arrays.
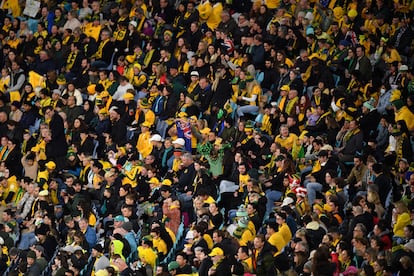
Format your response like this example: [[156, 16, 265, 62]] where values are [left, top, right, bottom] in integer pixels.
[[236, 206, 248, 217], [363, 98, 376, 111]]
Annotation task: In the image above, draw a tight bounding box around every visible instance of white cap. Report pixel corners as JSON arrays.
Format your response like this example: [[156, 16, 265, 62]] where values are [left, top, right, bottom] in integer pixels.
[[320, 144, 333, 151], [149, 134, 163, 142], [190, 71, 199, 77], [399, 65, 408, 71], [129, 21, 138, 27], [281, 197, 294, 207], [172, 138, 185, 146]]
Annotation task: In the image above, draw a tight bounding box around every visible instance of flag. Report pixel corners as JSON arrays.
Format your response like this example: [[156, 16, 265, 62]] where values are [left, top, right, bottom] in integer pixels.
[[176, 120, 192, 152]]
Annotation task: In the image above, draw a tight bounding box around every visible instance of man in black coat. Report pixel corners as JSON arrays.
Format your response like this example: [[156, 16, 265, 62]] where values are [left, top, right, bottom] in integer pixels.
[[43, 106, 68, 171], [109, 107, 127, 146]]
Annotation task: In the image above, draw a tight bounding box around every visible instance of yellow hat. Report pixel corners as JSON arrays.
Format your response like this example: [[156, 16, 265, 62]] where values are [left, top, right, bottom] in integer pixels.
[[45, 161, 56, 170], [39, 190, 49, 197], [123, 93, 135, 100], [99, 108, 108, 115], [100, 91, 110, 98], [133, 63, 141, 71], [161, 179, 172, 186], [200, 127, 211, 134], [141, 121, 152, 128], [177, 111, 188, 118], [280, 85, 290, 91], [148, 177, 160, 185], [125, 54, 136, 64], [190, 116, 198, 122], [209, 247, 224, 257], [139, 98, 150, 109], [56, 75, 66, 85], [87, 84, 96, 95], [348, 9, 358, 18]]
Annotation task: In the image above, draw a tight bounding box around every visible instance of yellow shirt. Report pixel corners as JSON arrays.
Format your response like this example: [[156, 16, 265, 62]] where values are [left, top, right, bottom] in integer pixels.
[[275, 133, 298, 151], [138, 246, 157, 269], [268, 232, 285, 256], [122, 164, 141, 187], [203, 233, 213, 250], [238, 173, 250, 192], [0, 176, 19, 205], [153, 237, 167, 256], [0, 76, 10, 93], [239, 227, 254, 246], [393, 212, 411, 237], [136, 131, 153, 158], [278, 223, 292, 245]]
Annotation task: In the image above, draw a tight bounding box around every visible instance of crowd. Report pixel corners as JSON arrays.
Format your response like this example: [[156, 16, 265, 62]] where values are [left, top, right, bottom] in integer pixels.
[[0, 0, 413, 275]]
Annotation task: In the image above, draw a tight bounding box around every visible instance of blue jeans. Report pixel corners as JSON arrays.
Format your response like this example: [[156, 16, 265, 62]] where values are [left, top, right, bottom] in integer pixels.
[[237, 105, 259, 118], [156, 119, 169, 139], [265, 190, 282, 218], [18, 231, 36, 250], [305, 182, 323, 205]]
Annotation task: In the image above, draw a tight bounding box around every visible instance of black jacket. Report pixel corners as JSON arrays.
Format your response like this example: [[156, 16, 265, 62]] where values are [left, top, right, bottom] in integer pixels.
[[47, 113, 67, 158]]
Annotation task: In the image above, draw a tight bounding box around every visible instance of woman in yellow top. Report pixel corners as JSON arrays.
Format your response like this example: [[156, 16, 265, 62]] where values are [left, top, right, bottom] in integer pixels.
[[393, 201, 411, 239], [136, 121, 153, 158], [275, 50, 294, 68], [235, 71, 261, 119]]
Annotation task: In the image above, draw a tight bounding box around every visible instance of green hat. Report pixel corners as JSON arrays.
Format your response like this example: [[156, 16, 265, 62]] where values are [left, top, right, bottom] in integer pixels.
[[244, 121, 254, 131], [57, 74, 66, 85], [168, 261, 179, 271], [142, 235, 153, 242]]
